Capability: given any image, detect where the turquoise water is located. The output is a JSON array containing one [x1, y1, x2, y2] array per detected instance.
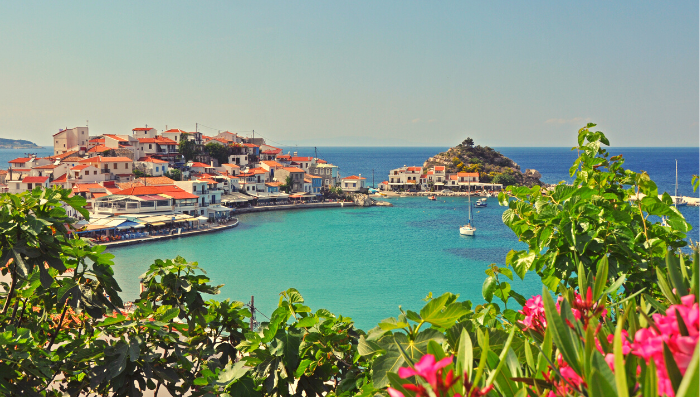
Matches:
[[108, 197, 699, 331], [109, 196, 541, 330]]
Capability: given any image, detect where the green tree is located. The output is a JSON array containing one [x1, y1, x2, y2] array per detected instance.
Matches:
[[498, 123, 691, 294], [178, 133, 198, 161], [462, 137, 475, 148], [491, 172, 517, 186], [204, 142, 229, 166], [280, 175, 294, 193], [164, 168, 182, 181]]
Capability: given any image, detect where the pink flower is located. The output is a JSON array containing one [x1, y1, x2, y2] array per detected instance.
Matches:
[[631, 294, 699, 397], [519, 295, 547, 334], [398, 354, 452, 390]]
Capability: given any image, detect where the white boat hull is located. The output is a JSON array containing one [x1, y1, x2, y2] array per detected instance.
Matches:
[[460, 225, 476, 236]]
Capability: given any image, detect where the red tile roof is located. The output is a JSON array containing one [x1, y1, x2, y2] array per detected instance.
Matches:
[[114, 186, 169, 196], [434, 166, 445, 171], [277, 154, 291, 160], [33, 164, 58, 169], [73, 183, 104, 193], [103, 134, 129, 142], [342, 175, 366, 180], [79, 156, 132, 163], [89, 138, 105, 143], [290, 156, 313, 162], [163, 128, 187, 133], [190, 162, 211, 168], [407, 166, 422, 172], [282, 167, 305, 173], [160, 190, 199, 200], [316, 159, 327, 164], [261, 161, 282, 168], [132, 127, 154, 131], [52, 173, 67, 183], [49, 150, 80, 160], [137, 157, 168, 164], [88, 145, 111, 153], [22, 176, 49, 183], [137, 137, 177, 144], [71, 164, 92, 171], [134, 176, 174, 185], [457, 172, 479, 177], [9, 157, 31, 163]]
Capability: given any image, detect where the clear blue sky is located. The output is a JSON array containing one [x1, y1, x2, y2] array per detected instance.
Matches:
[[1, 1, 697, 147]]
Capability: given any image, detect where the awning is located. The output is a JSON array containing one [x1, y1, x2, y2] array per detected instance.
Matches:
[[117, 221, 143, 230], [197, 216, 209, 221], [149, 222, 166, 226]]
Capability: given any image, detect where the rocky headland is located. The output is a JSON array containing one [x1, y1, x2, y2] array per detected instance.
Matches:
[[351, 193, 393, 207], [423, 137, 543, 187]]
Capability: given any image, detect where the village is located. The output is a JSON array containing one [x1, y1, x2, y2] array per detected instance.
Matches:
[[0, 126, 374, 245]]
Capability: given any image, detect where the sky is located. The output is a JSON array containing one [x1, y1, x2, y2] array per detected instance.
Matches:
[[0, 1, 697, 147]]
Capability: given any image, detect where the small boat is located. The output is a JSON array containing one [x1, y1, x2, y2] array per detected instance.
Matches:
[[460, 181, 476, 236], [474, 198, 487, 207], [428, 196, 436, 201]]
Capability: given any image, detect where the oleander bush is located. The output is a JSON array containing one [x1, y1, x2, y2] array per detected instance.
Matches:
[[0, 124, 698, 396]]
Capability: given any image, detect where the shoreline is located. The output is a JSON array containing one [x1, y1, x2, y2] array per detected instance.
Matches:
[[102, 201, 357, 249]]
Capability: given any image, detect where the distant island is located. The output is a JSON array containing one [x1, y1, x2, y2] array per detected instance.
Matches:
[[0, 138, 43, 149], [423, 137, 543, 187]]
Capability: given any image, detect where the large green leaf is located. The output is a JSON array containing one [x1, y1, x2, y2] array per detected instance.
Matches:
[[216, 361, 252, 387], [358, 335, 384, 357], [542, 287, 582, 376], [456, 328, 473, 380], [482, 277, 497, 302]]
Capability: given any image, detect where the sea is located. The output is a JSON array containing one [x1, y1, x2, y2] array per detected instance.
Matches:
[[1, 146, 697, 330]]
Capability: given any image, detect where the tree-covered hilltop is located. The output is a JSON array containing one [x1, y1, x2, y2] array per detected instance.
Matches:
[[422, 137, 543, 187], [0, 137, 42, 149]]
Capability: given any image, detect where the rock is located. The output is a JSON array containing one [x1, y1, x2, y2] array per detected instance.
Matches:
[[351, 193, 393, 207], [525, 169, 542, 179], [352, 193, 373, 207]]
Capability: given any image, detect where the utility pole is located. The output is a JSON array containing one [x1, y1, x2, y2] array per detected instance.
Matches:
[[314, 147, 318, 161]]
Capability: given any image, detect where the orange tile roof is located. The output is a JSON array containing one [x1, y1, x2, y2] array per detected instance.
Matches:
[[277, 154, 291, 160], [261, 161, 283, 168], [222, 163, 240, 168], [160, 189, 199, 200], [89, 138, 105, 143], [316, 159, 327, 164], [190, 162, 211, 168], [52, 173, 67, 183], [49, 150, 80, 160], [407, 166, 421, 171], [134, 176, 175, 186], [33, 164, 58, 169], [9, 157, 31, 163], [117, 182, 145, 190], [22, 176, 49, 183], [137, 137, 177, 144], [434, 166, 445, 171], [72, 183, 104, 193], [61, 156, 84, 162], [71, 164, 92, 171], [163, 128, 187, 133], [342, 175, 366, 180], [137, 157, 168, 164], [457, 172, 479, 177], [103, 134, 129, 142], [114, 186, 169, 196], [79, 156, 132, 163], [132, 127, 154, 131], [290, 156, 313, 162], [88, 145, 111, 153], [282, 167, 305, 173], [92, 192, 108, 198]]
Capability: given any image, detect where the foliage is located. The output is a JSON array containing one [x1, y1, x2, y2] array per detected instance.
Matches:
[[178, 133, 198, 161], [498, 123, 691, 295], [491, 173, 517, 187], [279, 175, 294, 194], [0, 125, 698, 396], [165, 168, 182, 181], [132, 168, 147, 178], [205, 142, 230, 166]]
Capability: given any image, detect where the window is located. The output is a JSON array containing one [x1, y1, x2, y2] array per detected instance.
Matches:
[[93, 171, 97, 175], [85, 171, 89, 176], [353, 183, 356, 187], [155, 167, 159, 172], [125, 163, 129, 169], [113, 163, 117, 169], [149, 144, 152, 149]]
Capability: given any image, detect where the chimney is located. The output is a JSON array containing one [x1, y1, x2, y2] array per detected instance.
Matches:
[[293, 151, 298, 157], [210, 160, 214, 167]]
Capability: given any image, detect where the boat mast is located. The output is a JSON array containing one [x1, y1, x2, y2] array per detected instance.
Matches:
[[468, 180, 472, 225], [675, 159, 678, 208]]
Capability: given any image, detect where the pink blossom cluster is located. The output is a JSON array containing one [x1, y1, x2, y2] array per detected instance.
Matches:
[[519, 291, 699, 397], [630, 295, 699, 397], [520, 295, 547, 334], [387, 354, 492, 397]]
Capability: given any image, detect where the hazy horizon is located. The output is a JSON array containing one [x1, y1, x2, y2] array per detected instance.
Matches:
[[1, 1, 697, 147]]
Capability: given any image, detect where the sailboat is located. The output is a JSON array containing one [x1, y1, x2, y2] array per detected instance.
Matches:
[[460, 181, 476, 236], [674, 159, 687, 207]]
